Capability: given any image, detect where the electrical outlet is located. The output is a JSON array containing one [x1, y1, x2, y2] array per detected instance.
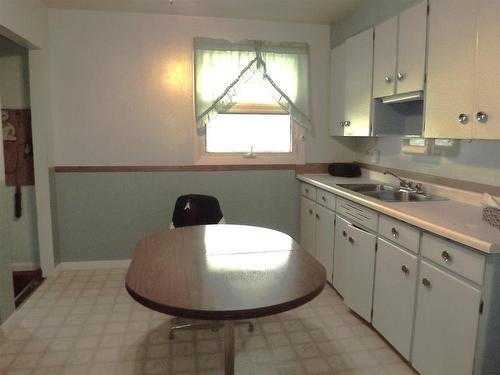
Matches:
[[369, 149, 380, 164]]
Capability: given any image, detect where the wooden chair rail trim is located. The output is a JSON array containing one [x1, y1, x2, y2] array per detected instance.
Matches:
[[53, 163, 331, 173]]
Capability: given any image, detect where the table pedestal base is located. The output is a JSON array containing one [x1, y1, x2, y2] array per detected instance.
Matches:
[[224, 321, 235, 375]]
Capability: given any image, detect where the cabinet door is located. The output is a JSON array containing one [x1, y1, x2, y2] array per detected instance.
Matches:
[[300, 196, 315, 256], [473, 0, 500, 139], [396, 1, 427, 94], [336, 216, 376, 322], [424, 0, 477, 139], [314, 205, 335, 283], [373, 16, 397, 98], [412, 261, 481, 375], [344, 222, 376, 322], [373, 239, 417, 360], [330, 43, 346, 136], [333, 215, 349, 297], [344, 28, 374, 136]]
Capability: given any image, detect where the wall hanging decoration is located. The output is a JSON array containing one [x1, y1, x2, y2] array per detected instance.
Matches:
[[2, 109, 34, 218]]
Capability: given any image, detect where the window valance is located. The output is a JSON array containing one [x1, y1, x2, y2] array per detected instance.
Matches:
[[194, 37, 311, 130]]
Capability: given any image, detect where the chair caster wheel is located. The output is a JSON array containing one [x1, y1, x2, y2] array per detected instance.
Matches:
[[248, 323, 255, 332], [168, 331, 175, 340]]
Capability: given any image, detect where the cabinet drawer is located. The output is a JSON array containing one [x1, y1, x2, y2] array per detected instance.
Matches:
[[336, 197, 378, 232], [421, 234, 485, 285], [316, 189, 336, 211], [301, 183, 317, 200], [379, 216, 420, 253]]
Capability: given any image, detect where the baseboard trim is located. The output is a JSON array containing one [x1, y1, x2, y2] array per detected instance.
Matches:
[[55, 259, 131, 273]]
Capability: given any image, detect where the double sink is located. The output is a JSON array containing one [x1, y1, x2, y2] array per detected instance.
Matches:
[[337, 183, 445, 202]]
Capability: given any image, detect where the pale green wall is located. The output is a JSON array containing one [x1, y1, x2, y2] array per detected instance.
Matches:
[[355, 137, 500, 187], [6, 186, 39, 265], [0, 184, 15, 322], [54, 171, 300, 262]]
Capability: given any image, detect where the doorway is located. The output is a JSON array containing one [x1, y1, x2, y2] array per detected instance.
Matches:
[[0, 35, 41, 320]]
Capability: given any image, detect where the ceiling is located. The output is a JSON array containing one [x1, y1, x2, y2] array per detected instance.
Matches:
[[43, 0, 362, 25]]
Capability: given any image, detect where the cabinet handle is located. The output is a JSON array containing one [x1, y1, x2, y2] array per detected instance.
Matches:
[[391, 227, 399, 239], [305, 188, 309, 194], [342, 230, 347, 238], [397, 72, 405, 80], [339, 121, 345, 127], [308, 209, 313, 215], [315, 214, 320, 219], [348, 237, 354, 244], [401, 265, 409, 275], [321, 196, 326, 202], [422, 278, 431, 288], [458, 113, 469, 125], [344, 120, 351, 127], [476, 111, 488, 123], [441, 250, 451, 263], [384, 76, 392, 83]]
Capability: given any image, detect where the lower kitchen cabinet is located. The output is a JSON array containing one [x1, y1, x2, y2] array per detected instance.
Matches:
[[372, 238, 417, 359], [314, 204, 335, 283], [298, 178, 500, 374], [333, 216, 349, 297], [412, 260, 481, 375], [334, 215, 376, 322], [300, 196, 315, 256]]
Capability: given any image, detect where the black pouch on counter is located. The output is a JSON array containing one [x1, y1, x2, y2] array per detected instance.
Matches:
[[328, 163, 361, 177]]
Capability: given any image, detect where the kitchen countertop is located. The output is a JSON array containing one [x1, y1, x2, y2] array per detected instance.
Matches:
[[297, 173, 500, 255]]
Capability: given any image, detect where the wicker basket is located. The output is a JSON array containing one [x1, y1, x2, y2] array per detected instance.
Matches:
[[483, 207, 500, 230]]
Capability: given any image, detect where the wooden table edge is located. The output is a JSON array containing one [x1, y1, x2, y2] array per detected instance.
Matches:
[[125, 280, 326, 321]]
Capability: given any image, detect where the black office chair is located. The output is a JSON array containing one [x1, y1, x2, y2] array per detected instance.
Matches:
[[168, 194, 254, 339], [170, 194, 225, 228]]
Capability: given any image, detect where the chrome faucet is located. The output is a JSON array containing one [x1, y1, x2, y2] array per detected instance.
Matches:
[[383, 170, 411, 188], [383, 170, 425, 194]]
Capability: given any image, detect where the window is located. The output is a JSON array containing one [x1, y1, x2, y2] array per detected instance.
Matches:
[[193, 38, 310, 163], [206, 114, 292, 153]]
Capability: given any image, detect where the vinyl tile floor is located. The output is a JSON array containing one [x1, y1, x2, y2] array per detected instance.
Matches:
[[0, 268, 417, 375]]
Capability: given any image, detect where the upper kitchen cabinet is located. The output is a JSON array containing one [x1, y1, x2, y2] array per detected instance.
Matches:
[[472, 0, 500, 139], [373, 17, 398, 99], [373, 1, 427, 99], [371, 1, 427, 137], [425, 0, 500, 139], [330, 28, 374, 136], [329, 43, 346, 136]]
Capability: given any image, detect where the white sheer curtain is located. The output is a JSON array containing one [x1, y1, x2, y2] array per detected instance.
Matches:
[[194, 38, 311, 130]]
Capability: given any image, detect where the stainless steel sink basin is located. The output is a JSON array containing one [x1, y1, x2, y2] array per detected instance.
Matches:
[[337, 183, 398, 192], [362, 190, 434, 202], [337, 183, 446, 202]]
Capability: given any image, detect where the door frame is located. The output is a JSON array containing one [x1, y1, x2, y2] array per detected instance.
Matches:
[[0, 10, 56, 282]]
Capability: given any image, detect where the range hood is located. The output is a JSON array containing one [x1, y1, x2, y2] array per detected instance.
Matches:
[[381, 90, 424, 104]]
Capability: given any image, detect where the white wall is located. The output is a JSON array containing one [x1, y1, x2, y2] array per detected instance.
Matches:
[[0, 52, 30, 108], [48, 9, 354, 166], [0, 0, 48, 48]]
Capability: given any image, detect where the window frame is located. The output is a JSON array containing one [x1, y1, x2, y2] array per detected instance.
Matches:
[[193, 117, 305, 165]]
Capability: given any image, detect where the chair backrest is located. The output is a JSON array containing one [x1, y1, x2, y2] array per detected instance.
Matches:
[[171, 194, 224, 228]]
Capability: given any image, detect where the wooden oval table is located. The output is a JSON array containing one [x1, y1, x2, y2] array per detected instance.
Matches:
[[126, 224, 326, 375]]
